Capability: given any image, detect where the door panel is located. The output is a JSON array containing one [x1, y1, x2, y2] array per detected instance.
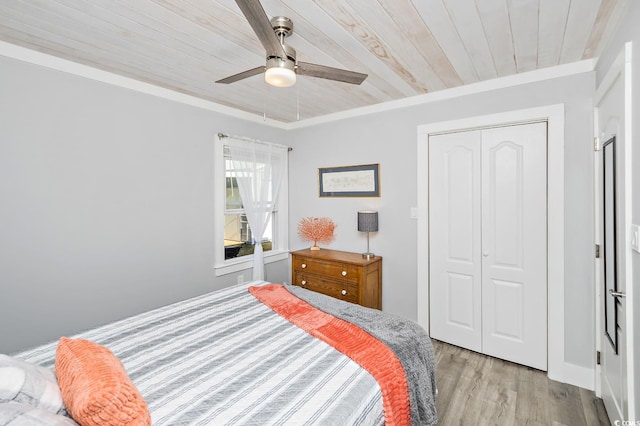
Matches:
[[489, 142, 523, 268], [596, 66, 627, 422], [490, 279, 524, 341], [429, 131, 482, 351], [481, 123, 548, 370], [447, 272, 475, 329]]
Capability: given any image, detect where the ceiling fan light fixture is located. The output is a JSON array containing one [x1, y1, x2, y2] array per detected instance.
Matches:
[[265, 57, 296, 87], [216, 5, 367, 87]]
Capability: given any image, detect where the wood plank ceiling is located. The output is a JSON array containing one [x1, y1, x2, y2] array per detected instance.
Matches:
[[0, 0, 630, 123]]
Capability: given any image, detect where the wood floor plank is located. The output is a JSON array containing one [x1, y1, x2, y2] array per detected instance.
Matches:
[[476, 386, 517, 425], [579, 387, 611, 426], [477, 356, 520, 424], [548, 379, 589, 425], [515, 366, 550, 424], [433, 339, 470, 422], [431, 340, 611, 426]]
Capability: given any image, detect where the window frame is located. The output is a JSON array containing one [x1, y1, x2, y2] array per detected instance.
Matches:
[[213, 138, 289, 276]]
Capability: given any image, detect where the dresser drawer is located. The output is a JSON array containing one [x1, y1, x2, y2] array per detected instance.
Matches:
[[292, 257, 359, 283], [293, 273, 359, 304]]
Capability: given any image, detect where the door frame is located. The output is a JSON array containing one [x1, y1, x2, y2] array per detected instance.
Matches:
[[417, 104, 567, 384], [594, 41, 636, 420]]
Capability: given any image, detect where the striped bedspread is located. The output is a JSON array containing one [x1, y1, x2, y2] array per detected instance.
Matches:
[[16, 281, 385, 425]]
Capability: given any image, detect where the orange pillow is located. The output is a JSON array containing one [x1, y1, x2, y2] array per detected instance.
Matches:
[[55, 337, 150, 426]]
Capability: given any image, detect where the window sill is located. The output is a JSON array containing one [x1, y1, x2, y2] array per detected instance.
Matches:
[[214, 250, 289, 277]]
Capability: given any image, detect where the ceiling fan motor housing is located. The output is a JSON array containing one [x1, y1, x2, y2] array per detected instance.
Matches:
[[270, 16, 293, 38], [267, 43, 296, 62], [267, 16, 296, 64]]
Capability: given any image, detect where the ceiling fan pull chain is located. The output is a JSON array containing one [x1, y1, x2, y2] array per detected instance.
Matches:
[[263, 81, 267, 121], [296, 82, 300, 121]]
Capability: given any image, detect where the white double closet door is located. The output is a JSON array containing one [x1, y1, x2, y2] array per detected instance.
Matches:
[[429, 122, 548, 370]]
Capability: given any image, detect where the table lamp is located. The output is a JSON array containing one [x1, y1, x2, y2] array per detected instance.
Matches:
[[357, 211, 378, 259]]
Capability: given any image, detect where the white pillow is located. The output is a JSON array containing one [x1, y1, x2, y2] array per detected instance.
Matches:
[[0, 355, 66, 415], [0, 401, 78, 426]]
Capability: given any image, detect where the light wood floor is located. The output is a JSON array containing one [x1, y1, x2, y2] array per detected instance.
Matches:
[[432, 339, 610, 426]]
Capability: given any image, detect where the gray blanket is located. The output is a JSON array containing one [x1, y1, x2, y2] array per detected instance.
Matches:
[[286, 285, 438, 426]]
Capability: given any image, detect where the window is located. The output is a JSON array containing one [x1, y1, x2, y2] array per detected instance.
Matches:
[[224, 160, 274, 260], [214, 139, 289, 276]]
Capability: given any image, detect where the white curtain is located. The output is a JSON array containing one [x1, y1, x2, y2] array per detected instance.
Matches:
[[227, 137, 287, 280]]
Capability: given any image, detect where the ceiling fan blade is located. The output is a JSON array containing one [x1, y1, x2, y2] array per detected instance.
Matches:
[[216, 66, 265, 84], [236, 0, 286, 59], [297, 62, 367, 85]]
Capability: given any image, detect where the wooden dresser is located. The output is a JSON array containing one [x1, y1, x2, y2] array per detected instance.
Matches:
[[290, 248, 382, 309]]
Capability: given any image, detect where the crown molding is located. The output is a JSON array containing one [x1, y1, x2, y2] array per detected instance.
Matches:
[[1, 41, 595, 131], [285, 59, 596, 129], [0, 41, 289, 129]]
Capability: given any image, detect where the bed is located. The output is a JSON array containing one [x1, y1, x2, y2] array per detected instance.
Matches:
[[3, 281, 437, 425]]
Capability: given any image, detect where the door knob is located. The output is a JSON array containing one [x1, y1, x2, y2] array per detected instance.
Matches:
[[609, 289, 626, 299], [483, 251, 489, 257]]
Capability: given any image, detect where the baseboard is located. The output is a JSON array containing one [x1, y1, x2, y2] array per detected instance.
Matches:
[[561, 362, 595, 391]]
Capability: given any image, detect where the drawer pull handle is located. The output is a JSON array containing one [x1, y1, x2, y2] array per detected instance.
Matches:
[[341, 271, 347, 277], [301, 280, 307, 286], [301, 263, 307, 269], [341, 289, 347, 296]]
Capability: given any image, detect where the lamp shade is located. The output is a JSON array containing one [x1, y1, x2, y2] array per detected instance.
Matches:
[[357, 211, 378, 232]]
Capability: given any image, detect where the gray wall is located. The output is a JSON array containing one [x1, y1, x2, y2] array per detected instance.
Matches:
[[1, 47, 598, 372], [595, 0, 640, 415], [287, 72, 596, 369], [0, 56, 288, 354]]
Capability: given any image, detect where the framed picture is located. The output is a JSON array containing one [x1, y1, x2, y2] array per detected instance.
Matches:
[[319, 163, 380, 197]]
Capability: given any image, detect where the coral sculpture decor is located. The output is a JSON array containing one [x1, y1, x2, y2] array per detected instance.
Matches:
[[297, 217, 336, 250]]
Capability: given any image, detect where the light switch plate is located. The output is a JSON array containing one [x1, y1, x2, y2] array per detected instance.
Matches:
[[410, 207, 418, 219], [632, 224, 640, 253]]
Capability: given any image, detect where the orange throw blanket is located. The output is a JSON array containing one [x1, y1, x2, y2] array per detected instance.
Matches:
[[249, 284, 411, 426]]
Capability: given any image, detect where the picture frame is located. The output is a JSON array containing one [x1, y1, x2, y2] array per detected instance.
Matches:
[[319, 163, 380, 197]]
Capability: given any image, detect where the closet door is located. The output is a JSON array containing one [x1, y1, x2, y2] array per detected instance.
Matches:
[[429, 131, 482, 351], [429, 122, 547, 370], [481, 123, 547, 370]]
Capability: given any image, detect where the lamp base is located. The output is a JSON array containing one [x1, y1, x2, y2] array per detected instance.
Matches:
[[361, 252, 376, 260]]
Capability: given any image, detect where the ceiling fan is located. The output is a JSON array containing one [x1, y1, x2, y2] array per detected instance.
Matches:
[[216, 0, 368, 88]]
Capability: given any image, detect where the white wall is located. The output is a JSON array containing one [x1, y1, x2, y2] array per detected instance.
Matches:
[[0, 55, 289, 354], [595, 0, 640, 415], [287, 72, 596, 370]]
